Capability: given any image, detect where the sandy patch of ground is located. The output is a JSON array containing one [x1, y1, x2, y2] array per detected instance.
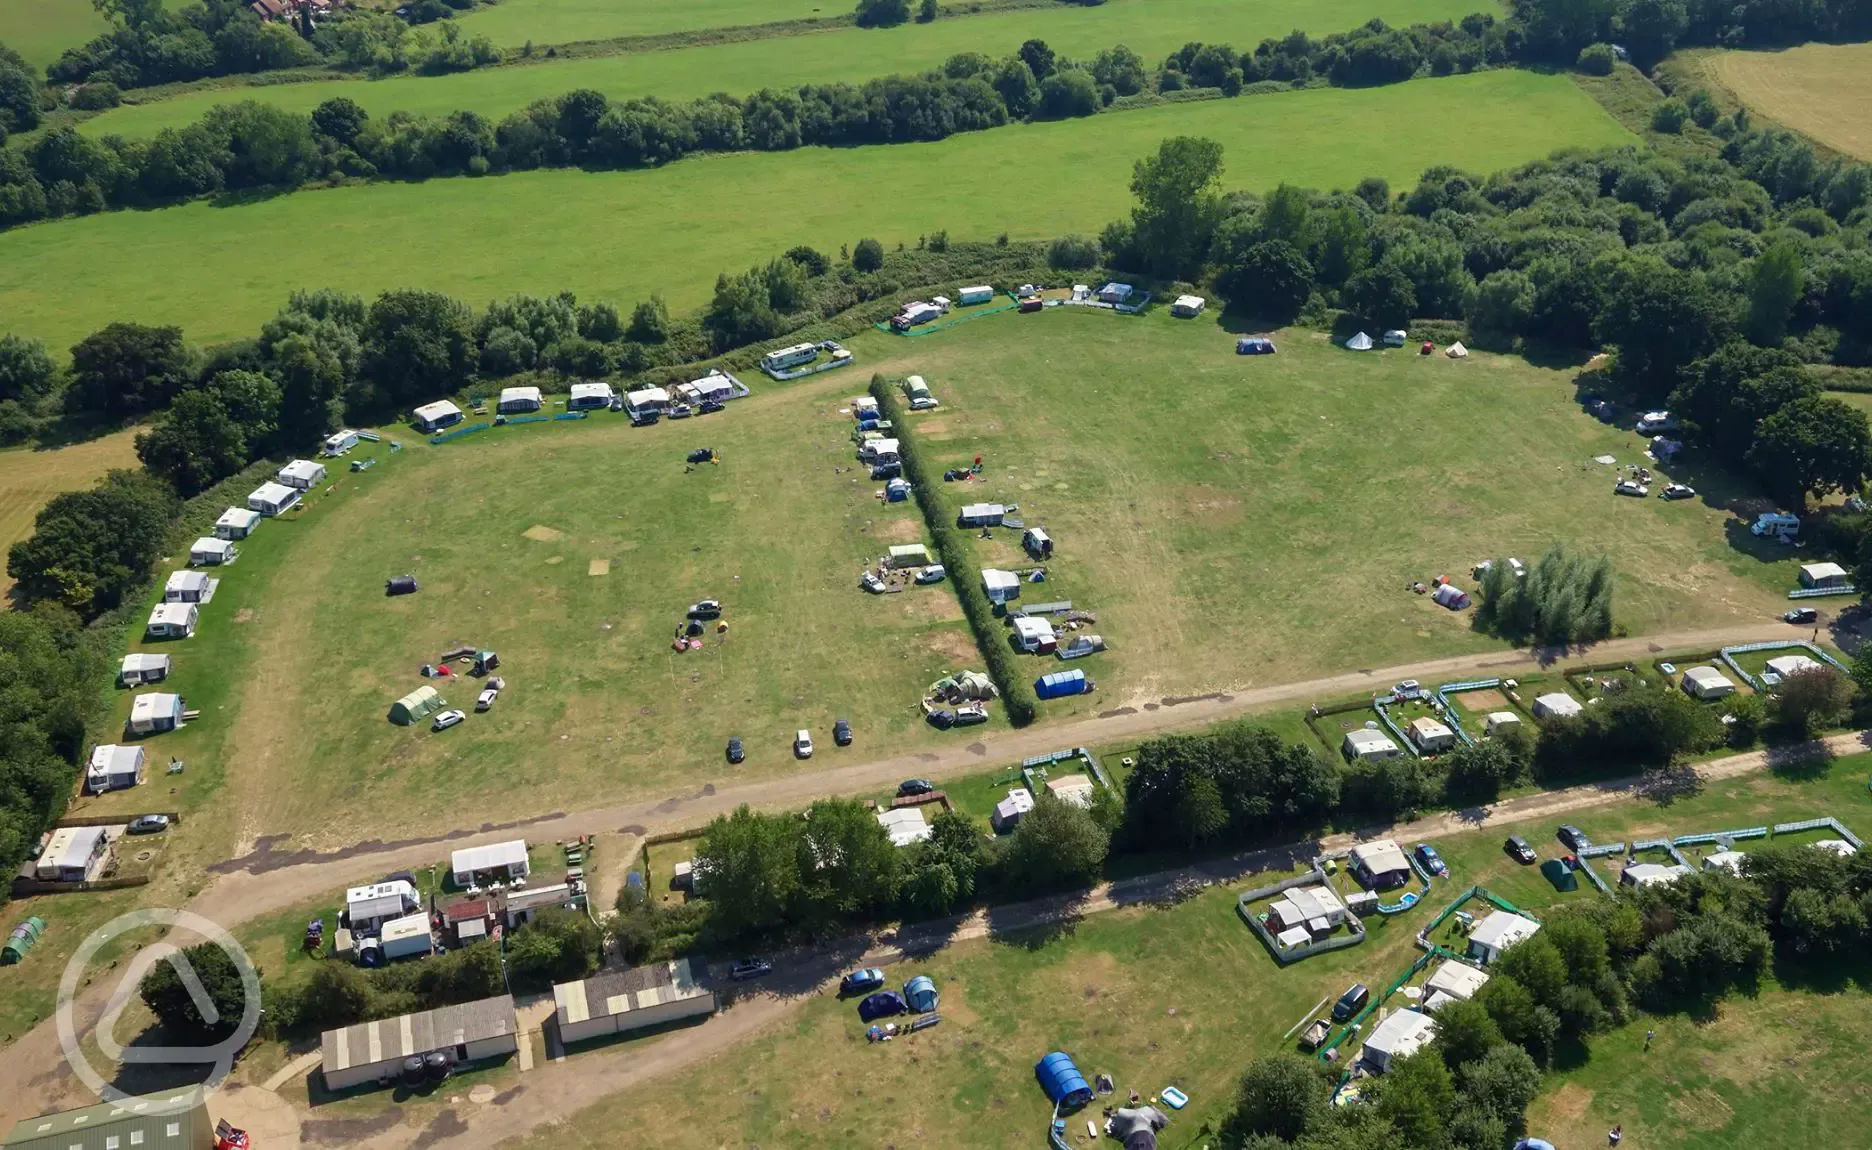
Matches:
[[1457, 688, 1510, 711], [522, 525, 564, 542], [1544, 1082, 1594, 1123], [588, 559, 610, 576]]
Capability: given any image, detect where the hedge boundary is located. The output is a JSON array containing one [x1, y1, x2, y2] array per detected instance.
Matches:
[[870, 373, 1037, 726]]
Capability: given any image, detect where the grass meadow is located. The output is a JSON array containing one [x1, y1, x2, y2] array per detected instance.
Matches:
[[858, 308, 1796, 707], [0, 71, 1631, 351], [0, 427, 142, 588], [79, 0, 1488, 138], [1705, 43, 1872, 161], [454, 0, 843, 45], [497, 755, 1872, 1150], [0, 0, 111, 72]]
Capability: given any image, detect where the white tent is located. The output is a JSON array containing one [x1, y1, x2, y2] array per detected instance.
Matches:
[[451, 840, 531, 886], [1468, 911, 1541, 964], [1445, 341, 1469, 358], [1532, 693, 1582, 719], [497, 385, 543, 413], [1345, 331, 1375, 351], [1363, 1010, 1436, 1072], [877, 806, 933, 847], [1765, 654, 1822, 679], [1680, 666, 1736, 700]]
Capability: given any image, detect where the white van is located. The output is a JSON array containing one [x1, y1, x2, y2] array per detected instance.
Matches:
[[1751, 511, 1800, 539], [794, 729, 814, 759]]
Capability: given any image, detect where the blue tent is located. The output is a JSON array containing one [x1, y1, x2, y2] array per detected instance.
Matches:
[[905, 975, 938, 1012], [1035, 669, 1089, 699], [1035, 1051, 1093, 1108], [858, 991, 907, 1022], [1513, 1141, 1556, 1150], [1236, 337, 1277, 355]]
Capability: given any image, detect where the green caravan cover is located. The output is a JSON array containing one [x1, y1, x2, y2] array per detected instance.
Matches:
[[390, 685, 444, 725]]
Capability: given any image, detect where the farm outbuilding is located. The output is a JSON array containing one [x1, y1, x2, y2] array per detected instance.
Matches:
[[1171, 294, 1206, 317], [119, 653, 171, 687], [982, 568, 1021, 604], [451, 840, 530, 887], [1485, 711, 1522, 736], [1431, 584, 1470, 610], [1035, 1051, 1093, 1108], [1362, 1010, 1436, 1072], [1798, 562, 1848, 589], [188, 535, 236, 566], [497, 386, 543, 414], [992, 788, 1034, 833], [146, 603, 197, 640], [129, 692, 185, 734], [247, 481, 301, 516], [35, 826, 109, 882], [1035, 669, 1090, 699], [568, 382, 616, 410], [1342, 728, 1401, 763], [1350, 840, 1414, 890], [553, 958, 715, 1045], [1680, 666, 1736, 700], [1408, 717, 1456, 753], [277, 459, 327, 490], [905, 975, 939, 1012], [388, 685, 444, 726], [877, 807, 933, 847], [85, 744, 146, 794], [1765, 654, 1822, 678], [215, 506, 262, 539], [164, 570, 217, 604], [320, 995, 518, 1092], [2, 1091, 215, 1150], [413, 399, 464, 431], [959, 503, 1007, 528], [1467, 911, 1541, 964], [1532, 693, 1582, 719]]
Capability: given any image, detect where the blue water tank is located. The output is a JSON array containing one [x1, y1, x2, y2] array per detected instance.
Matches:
[[1035, 1051, 1093, 1108]]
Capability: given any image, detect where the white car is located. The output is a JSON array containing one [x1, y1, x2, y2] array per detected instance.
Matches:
[[915, 564, 947, 584], [909, 397, 940, 411], [1614, 479, 1649, 497], [1636, 411, 1677, 434], [794, 729, 814, 758], [432, 709, 467, 731], [476, 688, 499, 712]]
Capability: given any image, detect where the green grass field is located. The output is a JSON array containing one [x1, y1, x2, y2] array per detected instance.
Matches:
[[454, 0, 840, 45], [858, 308, 1795, 702], [0, 0, 111, 72], [0, 427, 142, 586], [0, 72, 1630, 351], [78, 0, 1489, 139]]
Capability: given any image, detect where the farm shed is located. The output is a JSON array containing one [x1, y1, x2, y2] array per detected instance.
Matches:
[[446, 900, 493, 945], [1621, 863, 1689, 888], [347, 880, 419, 933], [959, 503, 1007, 528], [119, 653, 171, 687], [320, 995, 518, 1092], [3, 1090, 214, 1150], [1408, 717, 1456, 753], [451, 840, 530, 887], [413, 399, 463, 431], [992, 788, 1034, 833], [1765, 654, 1822, 678], [35, 826, 109, 882], [1171, 294, 1206, 317], [504, 883, 577, 927], [877, 807, 933, 847], [568, 382, 616, 410], [215, 506, 261, 539], [1484, 711, 1521, 736], [323, 429, 360, 456], [904, 975, 939, 1012], [1423, 960, 1489, 1009], [553, 958, 715, 1045], [1532, 693, 1582, 719], [1046, 773, 1095, 808], [128, 693, 185, 735], [1362, 1010, 1436, 1072], [982, 568, 1021, 604], [247, 481, 301, 516], [1035, 669, 1090, 699], [276, 459, 327, 490], [146, 603, 197, 640], [1350, 840, 1414, 890], [1703, 850, 1747, 874], [163, 570, 217, 604], [625, 386, 671, 417], [388, 685, 444, 726], [1236, 337, 1276, 354], [887, 544, 931, 569], [1012, 615, 1058, 654], [496, 386, 543, 414], [1431, 584, 1470, 610], [85, 744, 146, 794], [1680, 666, 1736, 700], [1798, 562, 1848, 589], [1035, 1052, 1093, 1108], [1467, 911, 1541, 964], [1345, 331, 1374, 351], [1342, 728, 1401, 763]]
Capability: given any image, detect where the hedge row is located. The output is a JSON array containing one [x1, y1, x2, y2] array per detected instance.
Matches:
[[870, 373, 1038, 726]]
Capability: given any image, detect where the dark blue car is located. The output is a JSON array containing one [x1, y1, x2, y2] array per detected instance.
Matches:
[[841, 968, 885, 995], [857, 991, 907, 1022]]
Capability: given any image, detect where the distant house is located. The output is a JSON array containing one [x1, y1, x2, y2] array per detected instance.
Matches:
[[1349, 840, 1414, 890], [1532, 693, 1582, 720], [991, 787, 1034, 834], [189, 536, 237, 566], [128, 692, 185, 735], [1485, 711, 1522, 736], [1764, 654, 1822, 679], [553, 959, 715, 1046], [982, 568, 1021, 605], [1680, 666, 1736, 700], [568, 382, 616, 411], [1361, 1010, 1436, 1072], [85, 744, 146, 794], [118, 653, 171, 687], [1467, 910, 1541, 964], [1342, 728, 1401, 763], [276, 459, 327, 490], [247, 481, 301, 517], [877, 807, 933, 847], [145, 603, 198, 640], [1798, 562, 1848, 589], [1408, 716, 1456, 753], [215, 506, 261, 540], [1621, 862, 1690, 888], [497, 386, 543, 414], [413, 399, 464, 432], [164, 570, 217, 605]]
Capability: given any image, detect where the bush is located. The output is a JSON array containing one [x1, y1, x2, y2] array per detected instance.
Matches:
[[1047, 234, 1100, 270], [854, 0, 911, 27], [852, 237, 885, 272], [1575, 43, 1615, 75], [1652, 99, 1689, 133], [70, 81, 122, 110]]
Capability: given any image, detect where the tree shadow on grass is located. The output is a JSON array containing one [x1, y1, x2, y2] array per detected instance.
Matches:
[[1765, 738, 1838, 780], [1634, 764, 1704, 807], [985, 892, 1087, 951]]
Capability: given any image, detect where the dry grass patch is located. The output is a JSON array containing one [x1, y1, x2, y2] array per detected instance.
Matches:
[[1710, 44, 1872, 159], [0, 428, 142, 590]]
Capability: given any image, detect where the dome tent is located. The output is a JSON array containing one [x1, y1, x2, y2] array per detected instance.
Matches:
[[1345, 331, 1374, 351], [905, 975, 938, 1012], [1446, 341, 1469, 358], [1035, 1051, 1093, 1108]]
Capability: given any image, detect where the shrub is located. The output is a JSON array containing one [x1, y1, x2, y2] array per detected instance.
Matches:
[[1048, 234, 1100, 270], [1575, 43, 1615, 75], [1652, 99, 1689, 133], [852, 237, 885, 272], [70, 82, 122, 110], [854, 0, 911, 27]]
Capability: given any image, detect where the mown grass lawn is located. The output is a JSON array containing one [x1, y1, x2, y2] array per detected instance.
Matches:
[[857, 308, 1795, 710], [82, 0, 1489, 138], [502, 755, 1872, 1150], [1, 71, 1631, 351], [454, 0, 839, 46], [0, 426, 142, 587], [0, 0, 111, 72]]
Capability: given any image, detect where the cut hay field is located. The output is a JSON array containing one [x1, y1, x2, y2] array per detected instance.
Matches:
[[502, 758, 1872, 1150], [0, 427, 142, 587], [857, 308, 1794, 705], [0, 0, 188, 71], [78, 0, 1488, 139], [0, 71, 1631, 351], [1704, 44, 1872, 161]]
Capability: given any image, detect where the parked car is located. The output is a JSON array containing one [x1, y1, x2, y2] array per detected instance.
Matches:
[[1505, 835, 1537, 864], [687, 599, 723, 620], [834, 718, 852, 746], [1636, 410, 1677, 434], [1414, 843, 1448, 877], [1557, 824, 1589, 851], [909, 396, 940, 411], [1331, 983, 1370, 1022], [667, 402, 694, 419], [698, 400, 726, 414], [729, 957, 772, 981], [859, 571, 887, 594], [1585, 398, 1617, 423], [840, 968, 886, 995], [794, 729, 814, 759], [951, 707, 988, 727], [726, 736, 744, 764], [1393, 679, 1421, 695], [432, 709, 467, 732], [915, 564, 948, 584], [926, 709, 956, 729], [128, 814, 170, 835], [858, 990, 908, 1022], [475, 687, 499, 712], [1614, 479, 1649, 497], [1785, 607, 1819, 624], [898, 778, 935, 796], [1660, 483, 1696, 500]]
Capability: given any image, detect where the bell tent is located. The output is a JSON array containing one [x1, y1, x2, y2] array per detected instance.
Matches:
[[1345, 331, 1375, 351]]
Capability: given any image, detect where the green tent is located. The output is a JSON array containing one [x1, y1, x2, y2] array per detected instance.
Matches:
[[1, 916, 45, 966], [1540, 858, 1578, 892], [389, 685, 444, 725]]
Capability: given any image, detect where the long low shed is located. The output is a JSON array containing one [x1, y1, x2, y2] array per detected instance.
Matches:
[[552, 958, 715, 1045], [320, 995, 518, 1091]]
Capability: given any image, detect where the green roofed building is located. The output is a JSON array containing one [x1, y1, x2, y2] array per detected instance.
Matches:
[[389, 685, 444, 725], [3, 1091, 213, 1150]]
